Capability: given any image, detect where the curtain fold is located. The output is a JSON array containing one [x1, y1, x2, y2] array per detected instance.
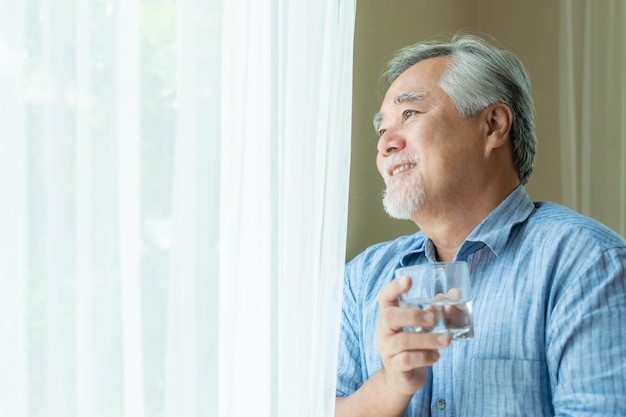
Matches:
[[0, 2, 27, 416], [116, 2, 145, 416], [560, 0, 626, 236], [219, 0, 355, 413], [0, 0, 354, 415], [75, 0, 95, 415]]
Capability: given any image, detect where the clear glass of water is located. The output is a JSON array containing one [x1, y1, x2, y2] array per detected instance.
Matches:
[[396, 261, 474, 340]]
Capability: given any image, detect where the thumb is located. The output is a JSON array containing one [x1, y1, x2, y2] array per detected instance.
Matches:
[[378, 275, 412, 308]]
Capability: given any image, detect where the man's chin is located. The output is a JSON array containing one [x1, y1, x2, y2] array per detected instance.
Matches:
[[384, 210, 413, 220], [382, 188, 424, 220], [382, 199, 419, 220]]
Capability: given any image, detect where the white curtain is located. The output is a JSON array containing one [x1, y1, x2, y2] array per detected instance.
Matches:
[[0, 0, 355, 415], [560, 0, 626, 237], [218, 0, 355, 415]]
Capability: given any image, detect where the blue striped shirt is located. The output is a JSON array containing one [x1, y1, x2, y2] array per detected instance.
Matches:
[[337, 186, 626, 416]]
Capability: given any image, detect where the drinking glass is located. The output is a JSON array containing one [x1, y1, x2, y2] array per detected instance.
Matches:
[[395, 261, 474, 340]]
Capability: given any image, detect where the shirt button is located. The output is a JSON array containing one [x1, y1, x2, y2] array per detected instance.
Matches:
[[436, 398, 446, 410]]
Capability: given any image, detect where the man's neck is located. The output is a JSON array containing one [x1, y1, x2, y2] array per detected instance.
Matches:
[[413, 183, 519, 262]]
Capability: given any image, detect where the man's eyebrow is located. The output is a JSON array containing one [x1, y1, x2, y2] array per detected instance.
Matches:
[[373, 92, 425, 131], [393, 91, 425, 105]]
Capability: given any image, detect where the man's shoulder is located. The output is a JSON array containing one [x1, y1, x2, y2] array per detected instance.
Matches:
[[345, 231, 426, 300], [528, 201, 626, 249], [348, 232, 425, 268]]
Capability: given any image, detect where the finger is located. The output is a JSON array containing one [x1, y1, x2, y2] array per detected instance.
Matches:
[[391, 348, 441, 371], [433, 293, 447, 302], [379, 305, 436, 334], [385, 330, 451, 354], [378, 328, 451, 362], [445, 288, 468, 311], [433, 288, 462, 304], [380, 332, 450, 375], [447, 288, 461, 301], [378, 275, 412, 308]]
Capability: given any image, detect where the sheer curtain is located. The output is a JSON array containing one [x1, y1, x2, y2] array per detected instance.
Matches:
[[0, 0, 355, 416], [560, 0, 626, 237], [219, 0, 354, 415]]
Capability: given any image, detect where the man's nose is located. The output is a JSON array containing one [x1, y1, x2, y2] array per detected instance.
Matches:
[[377, 125, 406, 156]]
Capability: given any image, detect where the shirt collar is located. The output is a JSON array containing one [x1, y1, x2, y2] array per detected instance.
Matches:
[[459, 185, 534, 259], [399, 185, 535, 264]]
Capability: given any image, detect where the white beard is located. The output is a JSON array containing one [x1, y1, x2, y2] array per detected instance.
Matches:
[[382, 153, 425, 220]]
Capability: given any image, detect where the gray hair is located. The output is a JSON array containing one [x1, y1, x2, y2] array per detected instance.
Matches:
[[382, 34, 536, 185]]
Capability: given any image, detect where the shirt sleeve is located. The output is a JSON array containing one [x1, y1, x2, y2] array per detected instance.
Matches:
[[336, 260, 364, 397], [548, 245, 626, 416]]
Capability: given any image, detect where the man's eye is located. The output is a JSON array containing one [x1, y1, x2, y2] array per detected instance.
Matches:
[[378, 129, 387, 137], [403, 109, 417, 119]]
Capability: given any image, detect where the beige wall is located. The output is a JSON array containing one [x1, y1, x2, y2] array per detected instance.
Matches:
[[347, 0, 561, 261]]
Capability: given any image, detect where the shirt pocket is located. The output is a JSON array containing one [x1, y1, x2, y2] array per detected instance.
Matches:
[[457, 358, 553, 417]]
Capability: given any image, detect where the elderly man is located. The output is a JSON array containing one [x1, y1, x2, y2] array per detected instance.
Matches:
[[336, 35, 626, 416]]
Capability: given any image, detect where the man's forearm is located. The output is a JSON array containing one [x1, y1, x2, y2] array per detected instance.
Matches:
[[335, 369, 414, 417]]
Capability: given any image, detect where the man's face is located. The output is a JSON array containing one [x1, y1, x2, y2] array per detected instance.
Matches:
[[374, 57, 485, 220]]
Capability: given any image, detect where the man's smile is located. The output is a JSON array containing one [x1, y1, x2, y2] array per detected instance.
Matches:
[[390, 163, 416, 176]]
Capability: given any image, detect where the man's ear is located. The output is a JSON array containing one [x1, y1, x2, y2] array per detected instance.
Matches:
[[484, 103, 513, 150]]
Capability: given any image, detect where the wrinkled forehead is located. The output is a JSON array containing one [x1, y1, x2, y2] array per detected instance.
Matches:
[[373, 57, 450, 130]]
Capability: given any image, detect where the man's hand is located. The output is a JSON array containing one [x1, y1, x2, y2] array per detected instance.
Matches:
[[375, 275, 451, 396], [335, 275, 452, 417]]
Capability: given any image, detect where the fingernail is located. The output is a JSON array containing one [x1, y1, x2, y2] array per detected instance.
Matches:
[[437, 334, 450, 345], [399, 275, 410, 287], [423, 312, 434, 323]]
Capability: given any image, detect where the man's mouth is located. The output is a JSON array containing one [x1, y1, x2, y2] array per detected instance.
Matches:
[[391, 163, 416, 176]]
